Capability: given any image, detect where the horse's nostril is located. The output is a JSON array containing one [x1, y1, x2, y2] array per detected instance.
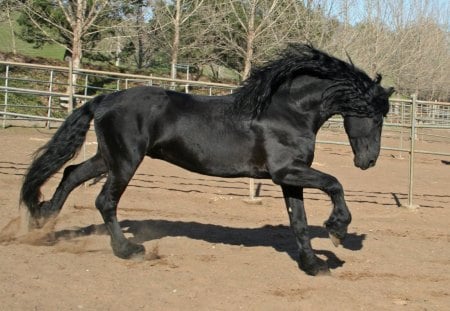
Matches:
[[369, 160, 376, 167]]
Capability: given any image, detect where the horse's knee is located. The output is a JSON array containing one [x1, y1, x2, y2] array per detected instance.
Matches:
[[321, 175, 343, 196]]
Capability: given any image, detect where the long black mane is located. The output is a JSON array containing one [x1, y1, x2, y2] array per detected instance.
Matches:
[[234, 44, 390, 118], [20, 42, 393, 276]]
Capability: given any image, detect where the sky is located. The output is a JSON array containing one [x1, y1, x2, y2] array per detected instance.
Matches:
[[325, 0, 449, 27]]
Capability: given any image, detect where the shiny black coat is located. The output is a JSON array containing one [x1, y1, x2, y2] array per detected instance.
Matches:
[[21, 44, 394, 275]]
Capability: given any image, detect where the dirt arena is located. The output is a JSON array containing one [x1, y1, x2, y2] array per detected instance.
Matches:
[[0, 126, 449, 310]]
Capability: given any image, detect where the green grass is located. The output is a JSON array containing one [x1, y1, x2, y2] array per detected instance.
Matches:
[[0, 14, 65, 60], [0, 12, 240, 85]]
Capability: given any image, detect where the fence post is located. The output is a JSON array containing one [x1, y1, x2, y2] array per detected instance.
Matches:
[[68, 60, 74, 113], [244, 178, 262, 204], [2, 65, 9, 129], [46, 70, 54, 129], [84, 74, 89, 99], [398, 102, 405, 159], [405, 94, 419, 209]]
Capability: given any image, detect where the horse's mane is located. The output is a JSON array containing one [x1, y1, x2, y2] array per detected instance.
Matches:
[[234, 44, 392, 119]]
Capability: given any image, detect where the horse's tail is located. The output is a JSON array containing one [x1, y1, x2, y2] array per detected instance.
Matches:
[[20, 95, 105, 219]]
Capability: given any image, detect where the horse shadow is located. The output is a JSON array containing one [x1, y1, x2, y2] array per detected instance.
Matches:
[[54, 219, 366, 271]]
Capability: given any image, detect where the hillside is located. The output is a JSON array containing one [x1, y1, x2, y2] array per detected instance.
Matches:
[[0, 13, 64, 60]]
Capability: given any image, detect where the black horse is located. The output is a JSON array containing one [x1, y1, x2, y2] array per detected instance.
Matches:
[[20, 44, 394, 276]]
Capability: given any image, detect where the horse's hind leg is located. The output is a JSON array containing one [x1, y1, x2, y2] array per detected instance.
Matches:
[[36, 153, 107, 225], [95, 160, 145, 259]]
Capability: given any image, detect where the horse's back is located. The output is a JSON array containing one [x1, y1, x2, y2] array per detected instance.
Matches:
[[146, 90, 263, 177], [92, 86, 267, 178]]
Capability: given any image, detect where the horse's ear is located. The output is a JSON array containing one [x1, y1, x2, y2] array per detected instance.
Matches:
[[386, 87, 395, 97], [345, 50, 355, 67], [374, 74, 382, 84]]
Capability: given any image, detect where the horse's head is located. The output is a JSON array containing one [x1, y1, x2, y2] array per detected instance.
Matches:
[[344, 114, 384, 170], [343, 80, 394, 170]]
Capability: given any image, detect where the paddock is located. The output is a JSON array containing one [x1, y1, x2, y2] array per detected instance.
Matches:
[[0, 127, 449, 310]]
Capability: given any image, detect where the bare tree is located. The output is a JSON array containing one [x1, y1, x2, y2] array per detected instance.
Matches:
[[220, 0, 297, 78], [0, 0, 18, 55], [110, 0, 154, 69], [9, 0, 447, 100], [322, 0, 449, 100], [19, 0, 115, 71], [152, 0, 209, 80]]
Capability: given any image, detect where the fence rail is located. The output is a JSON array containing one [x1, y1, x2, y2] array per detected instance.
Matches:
[[1, 60, 449, 208]]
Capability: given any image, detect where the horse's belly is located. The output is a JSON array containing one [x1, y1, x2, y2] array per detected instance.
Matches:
[[147, 143, 268, 178]]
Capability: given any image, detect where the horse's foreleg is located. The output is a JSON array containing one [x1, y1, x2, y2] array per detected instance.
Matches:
[[34, 154, 107, 227], [282, 185, 329, 275], [322, 178, 352, 245], [273, 165, 351, 254]]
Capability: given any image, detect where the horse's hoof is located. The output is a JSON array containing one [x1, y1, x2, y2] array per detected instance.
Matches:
[[129, 244, 146, 260], [28, 215, 55, 230], [302, 263, 330, 276], [28, 217, 43, 230], [113, 241, 145, 259], [315, 266, 331, 276], [299, 256, 330, 276], [324, 219, 347, 242], [28, 201, 59, 230], [329, 233, 341, 247]]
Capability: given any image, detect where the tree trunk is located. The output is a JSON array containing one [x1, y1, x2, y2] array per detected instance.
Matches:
[[135, 3, 145, 69], [242, 2, 256, 79], [67, 0, 85, 112], [171, 0, 182, 83], [68, 35, 82, 113], [115, 36, 121, 67], [243, 31, 255, 79], [6, 3, 17, 55], [72, 0, 84, 73]]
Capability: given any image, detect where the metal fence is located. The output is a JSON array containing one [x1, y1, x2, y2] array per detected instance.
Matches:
[[0, 61, 235, 128], [319, 96, 450, 208], [1, 60, 449, 208]]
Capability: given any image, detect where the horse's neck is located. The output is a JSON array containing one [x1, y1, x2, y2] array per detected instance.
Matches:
[[278, 76, 337, 131]]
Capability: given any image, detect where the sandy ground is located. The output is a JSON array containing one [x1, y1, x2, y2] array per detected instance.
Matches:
[[0, 127, 449, 310]]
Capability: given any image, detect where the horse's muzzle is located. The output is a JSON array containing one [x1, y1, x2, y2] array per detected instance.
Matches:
[[354, 157, 376, 170]]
